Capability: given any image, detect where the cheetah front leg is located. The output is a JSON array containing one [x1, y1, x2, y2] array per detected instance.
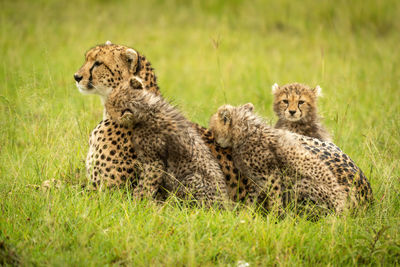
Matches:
[[248, 171, 285, 215], [133, 161, 165, 200], [174, 173, 228, 208]]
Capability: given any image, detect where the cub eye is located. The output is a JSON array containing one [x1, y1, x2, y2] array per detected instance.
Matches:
[[94, 61, 101, 66], [298, 100, 305, 105], [282, 100, 289, 104]]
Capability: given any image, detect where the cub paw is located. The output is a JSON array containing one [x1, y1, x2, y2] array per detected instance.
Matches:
[[119, 109, 135, 126]]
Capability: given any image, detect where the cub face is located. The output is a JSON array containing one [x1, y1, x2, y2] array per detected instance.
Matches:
[[105, 77, 145, 126], [272, 83, 321, 122], [74, 41, 139, 98], [209, 103, 254, 148]]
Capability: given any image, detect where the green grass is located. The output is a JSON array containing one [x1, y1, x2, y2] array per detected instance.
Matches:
[[1, 0, 400, 265]]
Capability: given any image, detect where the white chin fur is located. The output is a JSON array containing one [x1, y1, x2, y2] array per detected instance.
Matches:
[[78, 87, 92, 95], [76, 83, 93, 95], [76, 82, 113, 102]]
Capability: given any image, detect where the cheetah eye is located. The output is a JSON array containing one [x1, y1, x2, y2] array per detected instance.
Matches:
[[282, 100, 289, 104], [298, 100, 305, 105], [94, 61, 102, 66]]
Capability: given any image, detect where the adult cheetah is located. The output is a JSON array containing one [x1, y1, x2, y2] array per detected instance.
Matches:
[[209, 103, 373, 214], [74, 42, 247, 201]]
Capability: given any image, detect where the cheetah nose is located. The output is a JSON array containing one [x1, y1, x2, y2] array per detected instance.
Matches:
[[289, 110, 296, 116], [74, 73, 83, 83]]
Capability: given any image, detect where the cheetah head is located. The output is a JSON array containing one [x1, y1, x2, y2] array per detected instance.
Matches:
[[272, 83, 321, 122], [74, 41, 140, 98], [209, 103, 254, 148], [105, 77, 146, 126]]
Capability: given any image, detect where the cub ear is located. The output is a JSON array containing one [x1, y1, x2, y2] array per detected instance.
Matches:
[[272, 83, 279, 94], [105, 40, 112, 45], [313, 85, 323, 97], [124, 48, 139, 73], [241, 103, 254, 112], [129, 77, 144, 90], [218, 107, 232, 125]]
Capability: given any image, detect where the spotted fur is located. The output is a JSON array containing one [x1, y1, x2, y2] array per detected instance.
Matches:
[[209, 104, 373, 214], [105, 78, 230, 206], [75, 42, 245, 200], [75, 42, 160, 188]]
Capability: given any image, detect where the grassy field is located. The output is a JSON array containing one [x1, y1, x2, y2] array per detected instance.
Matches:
[[1, 0, 400, 265]]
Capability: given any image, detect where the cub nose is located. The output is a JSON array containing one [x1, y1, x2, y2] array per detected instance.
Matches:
[[74, 74, 83, 83], [289, 110, 296, 116]]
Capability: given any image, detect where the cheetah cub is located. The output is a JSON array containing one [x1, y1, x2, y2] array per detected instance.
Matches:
[[209, 104, 373, 214], [209, 103, 285, 212], [105, 77, 230, 207], [272, 83, 331, 142]]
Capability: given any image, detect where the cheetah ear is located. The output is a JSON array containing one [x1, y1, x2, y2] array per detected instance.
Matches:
[[129, 77, 144, 90], [314, 85, 323, 97], [272, 83, 279, 94], [241, 103, 254, 112], [124, 48, 139, 74], [218, 108, 231, 125], [105, 40, 112, 45]]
